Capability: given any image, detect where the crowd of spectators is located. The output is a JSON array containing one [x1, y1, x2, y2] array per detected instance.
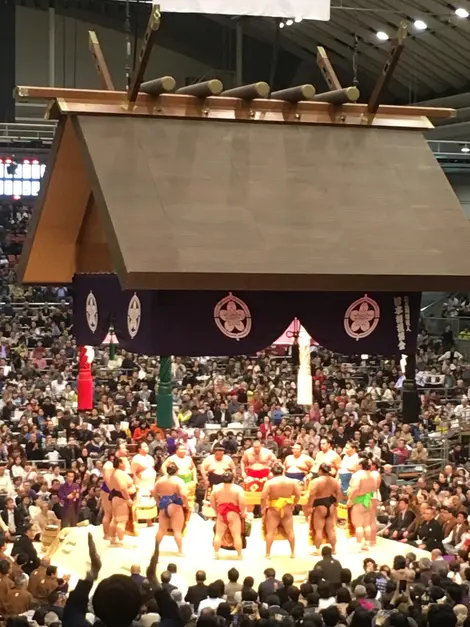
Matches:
[[0, 199, 470, 627], [442, 296, 470, 319], [3, 530, 470, 627]]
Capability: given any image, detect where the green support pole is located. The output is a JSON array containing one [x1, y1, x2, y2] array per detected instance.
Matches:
[[157, 355, 173, 429]]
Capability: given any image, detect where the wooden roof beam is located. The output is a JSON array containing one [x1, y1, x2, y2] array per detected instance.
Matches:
[[316, 46, 342, 91], [88, 30, 115, 92], [363, 22, 408, 125], [127, 3, 161, 106]]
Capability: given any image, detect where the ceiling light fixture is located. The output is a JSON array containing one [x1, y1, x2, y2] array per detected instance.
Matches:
[[279, 21, 285, 27], [286, 19, 293, 26], [455, 7, 469, 18], [414, 19, 427, 30], [376, 31, 389, 41], [294, 16, 302, 23], [461, 144, 470, 153]]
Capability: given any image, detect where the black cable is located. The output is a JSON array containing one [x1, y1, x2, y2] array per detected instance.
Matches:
[[133, 0, 139, 71], [125, 0, 131, 88], [62, 13, 66, 87], [352, 33, 359, 87], [269, 19, 280, 89], [73, 17, 77, 87]]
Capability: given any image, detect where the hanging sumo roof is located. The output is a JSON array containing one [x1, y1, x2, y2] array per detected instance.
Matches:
[[16, 13, 470, 292]]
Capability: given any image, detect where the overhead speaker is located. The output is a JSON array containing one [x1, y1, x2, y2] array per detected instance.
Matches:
[[402, 388, 420, 424]]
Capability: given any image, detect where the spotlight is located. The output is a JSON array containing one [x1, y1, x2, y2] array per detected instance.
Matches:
[[279, 21, 285, 27], [294, 16, 302, 23], [455, 7, 469, 17], [376, 31, 389, 41], [414, 19, 427, 30], [286, 19, 293, 26], [461, 144, 470, 153]]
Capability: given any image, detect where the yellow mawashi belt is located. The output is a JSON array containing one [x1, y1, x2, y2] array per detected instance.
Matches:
[[269, 496, 295, 517]]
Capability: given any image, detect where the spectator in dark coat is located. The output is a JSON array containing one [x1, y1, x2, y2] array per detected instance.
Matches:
[[11, 524, 39, 575], [185, 570, 209, 611]]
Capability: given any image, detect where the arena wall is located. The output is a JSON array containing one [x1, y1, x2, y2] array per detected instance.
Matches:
[[15, 6, 215, 91], [447, 172, 470, 219]]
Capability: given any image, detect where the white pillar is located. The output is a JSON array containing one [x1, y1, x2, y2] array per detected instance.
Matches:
[[297, 324, 312, 406]]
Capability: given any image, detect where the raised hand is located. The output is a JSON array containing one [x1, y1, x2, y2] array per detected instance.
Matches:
[[87, 532, 102, 581], [146, 536, 160, 588]]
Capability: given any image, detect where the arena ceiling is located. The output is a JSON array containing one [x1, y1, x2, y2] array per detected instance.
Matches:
[[16, 0, 470, 140]]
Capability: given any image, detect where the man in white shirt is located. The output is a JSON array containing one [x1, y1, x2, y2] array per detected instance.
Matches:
[[365, 438, 381, 460], [45, 449, 60, 463], [91, 461, 104, 478], [49, 467, 64, 486], [0, 467, 12, 502], [179, 432, 197, 456], [243, 408, 257, 428], [455, 397, 470, 421], [443, 511, 469, 555], [2, 498, 19, 535], [379, 424, 393, 444], [198, 582, 224, 615], [167, 563, 188, 598], [439, 350, 463, 362], [51, 376, 67, 397], [23, 465, 38, 485]]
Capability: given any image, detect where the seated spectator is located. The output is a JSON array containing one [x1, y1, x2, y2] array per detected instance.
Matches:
[[266, 594, 288, 617], [34, 565, 58, 604], [0, 558, 14, 616], [277, 574, 294, 606], [167, 563, 188, 598], [282, 585, 301, 613], [336, 587, 351, 617], [185, 570, 209, 612], [430, 549, 449, 575], [5, 573, 33, 617], [258, 568, 281, 604], [317, 582, 335, 610], [410, 441, 428, 463], [392, 439, 410, 465], [11, 524, 39, 575], [1, 497, 24, 537], [198, 582, 225, 615], [241, 576, 257, 602], [42, 590, 65, 620], [225, 568, 243, 606], [444, 511, 469, 555], [409, 508, 444, 552], [160, 571, 177, 595], [313, 546, 342, 588], [383, 498, 416, 541], [391, 555, 415, 583]]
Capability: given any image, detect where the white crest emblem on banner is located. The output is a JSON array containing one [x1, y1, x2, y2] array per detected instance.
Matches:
[[214, 292, 252, 340], [86, 291, 98, 334], [127, 294, 142, 339], [344, 294, 380, 340], [158, 0, 330, 20]]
